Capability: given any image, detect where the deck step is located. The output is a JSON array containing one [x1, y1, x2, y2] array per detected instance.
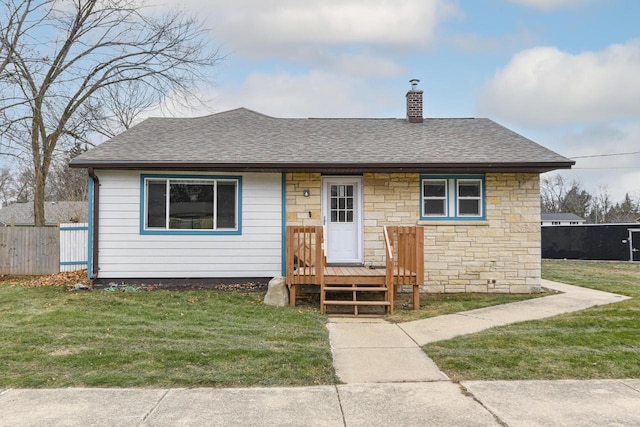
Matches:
[[323, 300, 391, 306], [323, 286, 388, 292]]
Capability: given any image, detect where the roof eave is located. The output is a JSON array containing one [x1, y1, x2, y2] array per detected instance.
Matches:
[[69, 160, 574, 173]]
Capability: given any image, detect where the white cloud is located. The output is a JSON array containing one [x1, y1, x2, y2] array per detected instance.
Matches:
[[172, 0, 455, 54], [207, 71, 400, 118], [137, 71, 404, 120], [327, 53, 406, 77], [505, 0, 590, 10], [479, 40, 640, 127]]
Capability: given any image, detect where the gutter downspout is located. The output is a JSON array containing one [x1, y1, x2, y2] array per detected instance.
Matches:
[[88, 168, 99, 279]]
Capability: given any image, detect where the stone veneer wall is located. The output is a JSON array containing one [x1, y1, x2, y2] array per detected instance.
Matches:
[[438, 173, 541, 293], [286, 172, 542, 294], [286, 172, 323, 225]]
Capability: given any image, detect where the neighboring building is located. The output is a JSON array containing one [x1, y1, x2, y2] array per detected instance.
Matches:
[[70, 80, 574, 293], [0, 201, 87, 226], [541, 213, 586, 226]]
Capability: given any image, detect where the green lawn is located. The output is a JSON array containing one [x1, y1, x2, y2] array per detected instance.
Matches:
[[0, 282, 335, 388], [3, 260, 638, 387], [423, 260, 640, 381], [387, 292, 548, 323]]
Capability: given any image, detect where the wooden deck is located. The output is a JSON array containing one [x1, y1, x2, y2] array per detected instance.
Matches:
[[285, 225, 424, 315], [325, 266, 386, 284]]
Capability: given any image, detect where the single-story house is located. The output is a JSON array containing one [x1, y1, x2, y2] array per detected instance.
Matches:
[[0, 201, 87, 226], [541, 212, 586, 226], [70, 80, 574, 300]]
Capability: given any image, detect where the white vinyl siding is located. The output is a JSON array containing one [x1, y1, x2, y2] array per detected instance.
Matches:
[[96, 170, 282, 278]]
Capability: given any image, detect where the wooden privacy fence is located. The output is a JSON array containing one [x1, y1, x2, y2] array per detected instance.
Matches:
[[0, 227, 59, 275], [0, 223, 88, 275]]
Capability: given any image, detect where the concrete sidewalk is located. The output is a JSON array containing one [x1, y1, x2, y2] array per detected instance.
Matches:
[[2, 380, 640, 426]]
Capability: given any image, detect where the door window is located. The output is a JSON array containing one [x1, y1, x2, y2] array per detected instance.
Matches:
[[330, 184, 354, 223]]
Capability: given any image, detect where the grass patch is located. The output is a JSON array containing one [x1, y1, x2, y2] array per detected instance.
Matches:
[[424, 260, 640, 381], [0, 281, 335, 388], [387, 292, 548, 323]]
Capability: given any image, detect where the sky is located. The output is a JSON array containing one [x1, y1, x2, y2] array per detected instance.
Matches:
[[2, 0, 638, 207], [111, 0, 640, 203]]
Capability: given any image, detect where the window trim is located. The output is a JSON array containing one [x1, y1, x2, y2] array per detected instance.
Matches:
[[420, 175, 485, 220], [139, 174, 242, 235]]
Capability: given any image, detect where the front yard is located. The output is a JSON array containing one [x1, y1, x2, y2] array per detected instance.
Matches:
[[0, 282, 334, 388], [424, 260, 640, 381], [1, 260, 637, 387]]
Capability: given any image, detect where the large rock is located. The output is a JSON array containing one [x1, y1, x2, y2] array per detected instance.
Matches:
[[264, 276, 289, 307]]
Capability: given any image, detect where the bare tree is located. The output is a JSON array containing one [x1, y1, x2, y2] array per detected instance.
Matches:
[[0, 0, 52, 77], [541, 174, 591, 218], [1, 0, 223, 225], [0, 167, 15, 206], [540, 174, 568, 213], [89, 80, 158, 139], [3, 162, 35, 203], [48, 142, 89, 201], [588, 186, 613, 224], [0, 1, 54, 158]]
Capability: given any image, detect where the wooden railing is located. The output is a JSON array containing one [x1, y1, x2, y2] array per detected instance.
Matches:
[[285, 225, 325, 306], [285, 225, 424, 313], [384, 226, 425, 309]]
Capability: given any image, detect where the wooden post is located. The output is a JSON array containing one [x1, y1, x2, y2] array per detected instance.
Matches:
[[316, 226, 326, 314], [286, 226, 296, 306], [383, 226, 395, 315], [414, 227, 424, 310]]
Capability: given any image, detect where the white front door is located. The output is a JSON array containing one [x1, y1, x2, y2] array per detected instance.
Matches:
[[322, 176, 363, 264]]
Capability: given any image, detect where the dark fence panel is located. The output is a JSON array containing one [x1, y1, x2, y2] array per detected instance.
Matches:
[[542, 224, 638, 261]]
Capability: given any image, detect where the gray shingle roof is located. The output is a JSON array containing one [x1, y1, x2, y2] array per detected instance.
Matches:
[[71, 108, 573, 172], [0, 201, 88, 226], [541, 213, 585, 222]]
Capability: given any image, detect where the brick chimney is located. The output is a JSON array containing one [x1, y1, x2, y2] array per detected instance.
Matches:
[[406, 79, 423, 123]]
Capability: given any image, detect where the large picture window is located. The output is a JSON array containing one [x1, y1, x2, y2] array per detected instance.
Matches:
[[141, 175, 241, 234], [421, 175, 484, 220]]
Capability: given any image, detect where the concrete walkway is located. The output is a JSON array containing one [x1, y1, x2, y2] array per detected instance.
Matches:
[[329, 279, 630, 384], [1, 279, 637, 426], [401, 279, 631, 346]]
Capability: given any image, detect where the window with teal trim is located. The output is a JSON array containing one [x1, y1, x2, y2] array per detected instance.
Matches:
[[421, 175, 484, 220], [422, 179, 448, 217], [457, 180, 482, 216], [143, 177, 239, 231]]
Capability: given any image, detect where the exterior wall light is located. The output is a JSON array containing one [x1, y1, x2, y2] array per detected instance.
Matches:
[[303, 189, 310, 197]]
